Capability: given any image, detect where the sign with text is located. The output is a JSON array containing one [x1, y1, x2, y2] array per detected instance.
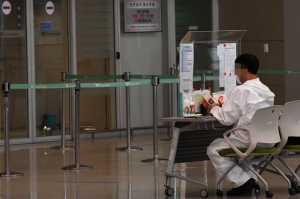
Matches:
[[40, 22, 52, 31], [124, 0, 161, 32], [0, 30, 25, 38], [179, 43, 194, 94]]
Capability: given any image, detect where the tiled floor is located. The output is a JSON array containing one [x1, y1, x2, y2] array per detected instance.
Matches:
[[0, 132, 300, 199]]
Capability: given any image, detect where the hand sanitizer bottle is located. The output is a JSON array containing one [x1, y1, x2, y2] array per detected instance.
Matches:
[[183, 96, 190, 116]]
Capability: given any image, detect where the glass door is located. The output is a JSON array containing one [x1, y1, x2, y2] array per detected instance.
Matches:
[[0, 0, 116, 143], [33, 0, 116, 139], [75, 0, 116, 132], [34, 0, 69, 138], [0, 0, 28, 140]]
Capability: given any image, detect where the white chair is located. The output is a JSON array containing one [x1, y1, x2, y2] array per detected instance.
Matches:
[[216, 105, 284, 198], [257, 100, 300, 194]]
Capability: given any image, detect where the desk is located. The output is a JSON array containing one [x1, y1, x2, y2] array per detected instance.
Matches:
[[160, 116, 232, 198]]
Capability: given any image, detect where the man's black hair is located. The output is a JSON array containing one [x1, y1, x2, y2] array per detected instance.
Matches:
[[235, 54, 259, 75]]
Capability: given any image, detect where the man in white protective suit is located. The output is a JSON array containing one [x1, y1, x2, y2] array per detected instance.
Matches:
[[206, 53, 275, 196]]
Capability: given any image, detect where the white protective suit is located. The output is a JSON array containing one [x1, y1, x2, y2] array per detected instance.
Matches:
[[207, 77, 275, 188]]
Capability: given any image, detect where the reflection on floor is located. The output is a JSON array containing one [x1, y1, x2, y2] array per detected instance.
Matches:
[[0, 132, 299, 199], [0, 128, 69, 139]]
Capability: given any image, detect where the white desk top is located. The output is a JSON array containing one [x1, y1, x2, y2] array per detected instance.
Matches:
[[160, 116, 217, 123]]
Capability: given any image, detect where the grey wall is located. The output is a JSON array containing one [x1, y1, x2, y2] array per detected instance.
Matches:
[[284, 1, 300, 102], [119, 0, 169, 128]]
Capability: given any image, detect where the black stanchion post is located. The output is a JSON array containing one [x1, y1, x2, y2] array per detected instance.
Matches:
[[201, 73, 206, 89], [116, 72, 142, 151], [51, 72, 74, 150], [62, 80, 92, 170], [0, 82, 23, 177], [161, 67, 175, 141], [141, 76, 167, 162]]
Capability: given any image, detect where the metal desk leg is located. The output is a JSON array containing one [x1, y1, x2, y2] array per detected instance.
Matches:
[[164, 127, 180, 196], [164, 125, 209, 198], [165, 127, 180, 186]]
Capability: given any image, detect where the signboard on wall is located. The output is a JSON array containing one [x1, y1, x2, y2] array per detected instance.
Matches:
[[40, 22, 52, 31], [124, 0, 161, 32]]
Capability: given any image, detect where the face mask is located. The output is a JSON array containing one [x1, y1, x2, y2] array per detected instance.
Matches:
[[236, 75, 242, 85]]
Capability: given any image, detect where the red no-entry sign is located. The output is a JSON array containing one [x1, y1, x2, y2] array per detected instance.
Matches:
[[45, 1, 54, 15], [2, 1, 11, 15]]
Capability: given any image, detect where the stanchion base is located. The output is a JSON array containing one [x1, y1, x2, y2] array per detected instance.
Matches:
[[50, 145, 75, 150], [160, 137, 172, 141], [141, 158, 168, 162], [0, 171, 24, 177], [115, 146, 143, 151], [62, 164, 93, 171]]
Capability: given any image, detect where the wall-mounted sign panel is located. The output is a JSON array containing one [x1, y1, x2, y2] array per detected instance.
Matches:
[[35, 30, 65, 45], [0, 30, 25, 38], [37, 30, 63, 37], [124, 0, 161, 32], [40, 22, 52, 31]]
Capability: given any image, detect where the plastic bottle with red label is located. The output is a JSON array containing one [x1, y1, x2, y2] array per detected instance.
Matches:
[[189, 97, 195, 114]]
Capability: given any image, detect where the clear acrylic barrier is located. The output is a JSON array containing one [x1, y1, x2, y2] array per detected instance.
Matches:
[[180, 30, 246, 92], [181, 30, 247, 44]]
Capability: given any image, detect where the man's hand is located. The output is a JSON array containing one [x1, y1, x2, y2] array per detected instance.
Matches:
[[218, 99, 224, 107], [207, 103, 219, 112]]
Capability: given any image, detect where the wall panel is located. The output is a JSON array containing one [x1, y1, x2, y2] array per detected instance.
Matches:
[[219, 0, 285, 104], [284, 1, 300, 102], [219, 0, 283, 41]]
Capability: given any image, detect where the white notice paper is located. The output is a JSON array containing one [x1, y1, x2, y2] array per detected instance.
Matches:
[[225, 76, 236, 96], [217, 44, 225, 56], [224, 43, 236, 76], [218, 55, 225, 87], [179, 43, 194, 94], [218, 43, 237, 90]]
